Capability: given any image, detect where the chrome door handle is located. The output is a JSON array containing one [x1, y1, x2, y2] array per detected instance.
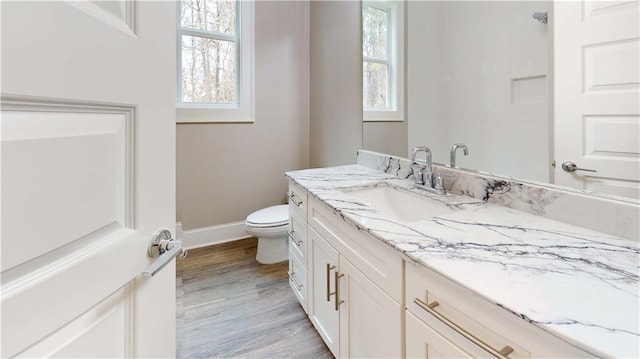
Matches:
[[142, 229, 186, 277], [561, 161, 596, 173]]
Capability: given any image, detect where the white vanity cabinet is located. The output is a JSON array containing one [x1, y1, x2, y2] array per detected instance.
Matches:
[[405, 263, 593, 359], [288, 180, 596, 358], [287, 182, 309, 312], [308, 196, 403, 358]]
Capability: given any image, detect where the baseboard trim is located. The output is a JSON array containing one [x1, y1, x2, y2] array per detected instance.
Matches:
[[176, 222, 184, 240], [182, 221, 251, 250]]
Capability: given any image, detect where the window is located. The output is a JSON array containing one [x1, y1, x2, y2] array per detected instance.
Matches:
[[177, 0, 254, 123], [362, 1, 404, 122]]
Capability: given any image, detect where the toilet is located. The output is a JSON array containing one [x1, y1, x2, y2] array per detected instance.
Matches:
[[245, 205, 289, 264]]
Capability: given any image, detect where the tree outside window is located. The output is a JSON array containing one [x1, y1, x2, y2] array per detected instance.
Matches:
[[179, 0, 239, 104], [363, 4, 390, 109]]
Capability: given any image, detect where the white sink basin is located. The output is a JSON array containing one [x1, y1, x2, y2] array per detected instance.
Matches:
[[341, 185, 455, 223]]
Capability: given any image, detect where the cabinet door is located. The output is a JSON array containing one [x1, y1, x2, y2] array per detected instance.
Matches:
[[339, 257, 402, 358], [406, 311, 474, 359], [309, 228, 340, 357]]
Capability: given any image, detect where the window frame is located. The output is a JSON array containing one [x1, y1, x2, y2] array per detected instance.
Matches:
[[176, 0, 255, 123], [363, 1, 404, 123]]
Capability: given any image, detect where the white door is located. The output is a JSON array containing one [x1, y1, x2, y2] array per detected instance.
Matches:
[[553, 1, 640, 199], [1, 1, 176, 357]]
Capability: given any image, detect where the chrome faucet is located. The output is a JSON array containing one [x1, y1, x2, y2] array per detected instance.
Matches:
[[411, 146, 432, 185], [450, 143, 469, 168], [410, 146, 446, 195]]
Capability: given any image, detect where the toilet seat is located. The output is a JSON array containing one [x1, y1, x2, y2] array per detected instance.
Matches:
[[246, 205, 289, 228]]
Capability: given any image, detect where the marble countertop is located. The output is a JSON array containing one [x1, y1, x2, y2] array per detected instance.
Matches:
[[285, 165, 639, 358]]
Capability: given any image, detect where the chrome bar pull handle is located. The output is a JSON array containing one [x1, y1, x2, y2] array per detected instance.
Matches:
[[287, 192, 303, 207], [561, 161, 596, 173], [143, 229, 186, 277], [288, 271, 303, 291], [334, 271, 344, 311], [414, 298, 514, 358], [288, 231, 302, 246], [326, 264, 336, 302]]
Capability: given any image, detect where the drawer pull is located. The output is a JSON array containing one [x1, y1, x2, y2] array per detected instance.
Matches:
[[326, 263, 336, 302], [288, 231, 302, 246], [287, 193, 303, 208], [288, 271, 303, 291], [414, 298, 514, 358]]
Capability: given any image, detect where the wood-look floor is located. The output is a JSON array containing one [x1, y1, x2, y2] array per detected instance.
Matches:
[[176, 238, 333, 358]]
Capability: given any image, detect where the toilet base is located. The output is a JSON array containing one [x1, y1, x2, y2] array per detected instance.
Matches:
[[256, 236, 288, 264]]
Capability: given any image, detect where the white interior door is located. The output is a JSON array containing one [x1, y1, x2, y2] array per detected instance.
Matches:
[[1, 1, 176, 357], [553, 1, 640, 199]]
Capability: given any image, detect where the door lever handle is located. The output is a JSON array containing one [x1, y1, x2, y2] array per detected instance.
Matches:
[[561, 161, 597, 173], [143, 229, 186, 277]]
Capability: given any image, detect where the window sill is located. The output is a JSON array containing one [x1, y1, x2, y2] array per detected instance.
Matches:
[[363, 109, 404, 122], [176, 106, 254, 123]]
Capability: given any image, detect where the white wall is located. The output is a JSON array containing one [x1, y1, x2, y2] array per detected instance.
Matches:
[[310, 1, 363, 167], [363, 121, 407, 158], [408, 1, 550, 182], [176, 1, 310, 230], [407, 1, 445, 161]]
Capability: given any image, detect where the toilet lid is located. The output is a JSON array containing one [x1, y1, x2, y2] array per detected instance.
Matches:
[[246, 205, 289, 227]]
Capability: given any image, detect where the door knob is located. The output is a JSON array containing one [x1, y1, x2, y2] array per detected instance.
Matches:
[[561, 161, 597, 173], [142, 229, 186, 277]]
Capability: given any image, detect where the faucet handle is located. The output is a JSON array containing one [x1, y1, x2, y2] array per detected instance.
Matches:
[[411, 163, 426, 186], [434, 172, 454, 191], [434, 173, 446, 190]]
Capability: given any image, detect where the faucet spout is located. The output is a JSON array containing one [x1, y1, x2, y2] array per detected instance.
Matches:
[[411, 146, 432, 165], [450, 143, 469, 168], [410, 146, 432, 183], [410, 146, 438, 192]]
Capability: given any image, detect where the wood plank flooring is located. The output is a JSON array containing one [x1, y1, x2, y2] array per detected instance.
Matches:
[[176, 238, 333, 358]]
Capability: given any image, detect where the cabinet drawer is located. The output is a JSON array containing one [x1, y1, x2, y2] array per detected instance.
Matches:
[[309, 197, 403, 303], [406, 263, 592, 358], [288, 210, 307, 264], [288, 182, 307, 221], [288, 248, 308, 313]]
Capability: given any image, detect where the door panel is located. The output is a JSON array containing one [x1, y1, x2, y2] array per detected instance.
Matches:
[[553, 0, 640, 198], [16, 286, 131, 358], [1, 227, 143, 357], [1, 1, 176, 357], [338, 257, 402, 358], [1, 107, 132, 272], [309, 227, 340, 357]]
